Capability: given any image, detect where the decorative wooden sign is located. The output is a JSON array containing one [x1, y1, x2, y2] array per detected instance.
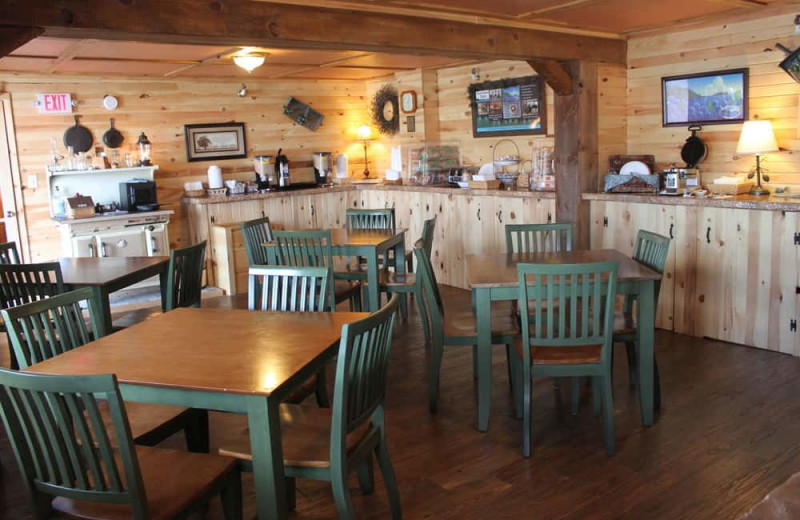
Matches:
[[283, 97, 324, 131]]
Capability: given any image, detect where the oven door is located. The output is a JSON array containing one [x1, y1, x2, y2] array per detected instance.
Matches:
[[96, 228, 148, 257]]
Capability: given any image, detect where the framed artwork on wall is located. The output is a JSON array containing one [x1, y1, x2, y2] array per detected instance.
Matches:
[[661, 68, 748, 127], [184, 122, 247, 162], [468, 75, 546, 138]]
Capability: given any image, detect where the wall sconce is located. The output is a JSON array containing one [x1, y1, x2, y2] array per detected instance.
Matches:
[[356, 125, 373, 179]]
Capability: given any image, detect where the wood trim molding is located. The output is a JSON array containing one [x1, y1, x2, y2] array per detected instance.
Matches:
[[0, 25, 43, 59], [0, 0, 626, 64], [528, 59, 574, 96], [0, 94, 30, 261]]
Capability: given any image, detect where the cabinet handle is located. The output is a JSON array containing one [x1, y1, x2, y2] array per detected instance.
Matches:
[[477, 208, 481, 221], [261, 210, 265, 218], [151, 236, 158, 253], [311, 204, 315, 217], [669, 223, 674, 239], [101, 242, 107, 257], [497, 210, 503, 223], [706, 227, 711, 244], [88, 243, 95, 257], [547, 212, 553, 223]]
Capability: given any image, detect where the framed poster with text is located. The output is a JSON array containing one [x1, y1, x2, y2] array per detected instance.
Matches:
[[468, 75, 546, 138]]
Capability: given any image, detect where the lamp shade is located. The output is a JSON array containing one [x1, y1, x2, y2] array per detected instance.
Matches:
[[233, 54, 265, 73], [357, 125, 373, 141], [736, 120, 779, 155]]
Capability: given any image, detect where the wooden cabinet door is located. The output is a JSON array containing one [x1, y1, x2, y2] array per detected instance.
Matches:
[[261, 196, 292, 231], [291, 194, 317, 230], [314, 190, 350, 229], [775, 211, 800, 356]]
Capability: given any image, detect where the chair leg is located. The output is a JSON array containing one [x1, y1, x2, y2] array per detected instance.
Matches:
[[375, 435, 402, 520], [654, 357, 662, 410], [356, 453, 375, 495], [416, 290, 430, 345], [331, 470, 358, 520], [398, 294, 408, 321], [429, 338, 445, 413], [512, 351, 523, 420], [184, 409, 210, 453], [286, 477, 297, 512], [592, 377, 601, 417], [570, 378, 580, 416], [472, 345, 478, 379], [601, 375, 615, 456], [315, 369, 331, 408], [505, 344, 514, 392], [523, 368, 532, 458], [220, 471, 243, 520], [625, 341, 637, 389]]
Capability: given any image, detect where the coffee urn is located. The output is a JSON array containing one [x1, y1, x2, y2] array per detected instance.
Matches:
[[253, 155, 275, 190], [313, 152, 333, 186], [276, 149, 290, 188]]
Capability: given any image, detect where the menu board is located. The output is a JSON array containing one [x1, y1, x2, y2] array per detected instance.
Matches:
[[469, 76, 546, 138]]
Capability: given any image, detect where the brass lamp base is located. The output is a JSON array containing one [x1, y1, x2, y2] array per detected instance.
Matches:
[[749, 186, 770, 196]]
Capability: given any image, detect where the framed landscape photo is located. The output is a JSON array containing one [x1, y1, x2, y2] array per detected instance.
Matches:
[[662, 68, 748, 127], [468, 75, 546, 138], [184, 122, 247, 162]]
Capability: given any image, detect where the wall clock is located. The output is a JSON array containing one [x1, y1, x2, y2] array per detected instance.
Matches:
[[370, 84, 399, 135], [401, 90, 417, 113]]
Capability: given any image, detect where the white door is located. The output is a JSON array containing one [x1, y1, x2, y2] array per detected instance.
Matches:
[[96, 229, 148, 258], [0, 95, 26, 256], [145, 224, 168, 256], [71, 235, 97, 258]]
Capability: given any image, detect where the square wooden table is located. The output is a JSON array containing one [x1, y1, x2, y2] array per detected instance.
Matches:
[[468, 249, 662, 432], [24, 307, 369, 520], [59, 256, 170, 335]]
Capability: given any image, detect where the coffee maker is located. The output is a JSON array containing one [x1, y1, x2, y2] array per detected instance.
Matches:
[[313, 152, 333, 186], [253, 155, 275, 191]]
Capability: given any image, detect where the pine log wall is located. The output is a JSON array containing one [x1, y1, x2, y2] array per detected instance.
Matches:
[[2, 76, 369, 260], [627, 6, 800, 189]]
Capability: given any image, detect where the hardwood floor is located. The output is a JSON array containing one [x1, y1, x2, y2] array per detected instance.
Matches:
[[2, 287, 800, 519]]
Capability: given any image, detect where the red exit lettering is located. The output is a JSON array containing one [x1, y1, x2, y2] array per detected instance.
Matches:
[[37, 93, 72, 114]]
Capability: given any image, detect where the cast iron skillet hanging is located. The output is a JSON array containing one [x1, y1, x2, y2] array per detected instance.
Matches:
[[63, 115, 93, 153], [102, 118, 124, 149], [681, 125, 707, 168]]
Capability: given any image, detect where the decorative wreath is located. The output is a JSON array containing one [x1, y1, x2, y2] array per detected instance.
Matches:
[[371, 84, 399, 135]]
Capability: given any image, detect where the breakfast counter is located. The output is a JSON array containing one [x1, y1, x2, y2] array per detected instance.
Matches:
[[583, 191, 800, 211]]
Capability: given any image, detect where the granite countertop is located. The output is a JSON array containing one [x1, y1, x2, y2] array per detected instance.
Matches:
[[182, 183, 557, 205], [582, 192, 800, 211]]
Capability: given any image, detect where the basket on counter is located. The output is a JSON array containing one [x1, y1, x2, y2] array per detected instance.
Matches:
[[65, 195, 95, 219], [206, 187, 228, 197]]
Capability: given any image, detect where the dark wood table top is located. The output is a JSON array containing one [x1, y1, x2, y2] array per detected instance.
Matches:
[[467, 249, 662, 288], [58, 256, 169, 286], [24, 307, 368, 396]]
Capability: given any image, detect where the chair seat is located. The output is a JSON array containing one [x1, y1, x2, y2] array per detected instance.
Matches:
[[513, 337, 602, 365], [379, 271, 416, 287], [613, 310, 637, 335], [440, 287, 518, 338], [51, 445, 237, 520], [334, 280, 362, 304], [218, 404, 370, 469], [102, 401, 193, 446]]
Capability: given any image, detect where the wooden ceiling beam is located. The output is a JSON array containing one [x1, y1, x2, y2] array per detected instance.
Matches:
[[40, 39, 98, 73], [0, 0, 626, 64], [517, 0, 606, 18], [270, 52, 373, 79], [528, 59, 574, 96], [164, 47, 241, 77], [0, 25, 43, 59]]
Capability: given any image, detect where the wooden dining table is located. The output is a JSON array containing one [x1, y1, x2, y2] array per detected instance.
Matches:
[[23, 307, 368, 520], [468, 249, 662, 432], [59, 256, 170, 335]]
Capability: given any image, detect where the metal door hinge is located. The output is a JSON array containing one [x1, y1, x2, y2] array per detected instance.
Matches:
[[794, 232, 800, 245], [603, 216, 608, 228], [791, 319, 797, 332], [547, 212, 553, 223]]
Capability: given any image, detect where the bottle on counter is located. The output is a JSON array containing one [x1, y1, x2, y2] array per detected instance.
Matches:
[[276, 149, 290, 187]]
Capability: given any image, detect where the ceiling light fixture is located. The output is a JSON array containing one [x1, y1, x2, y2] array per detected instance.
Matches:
[[233, 53, 265, 73]]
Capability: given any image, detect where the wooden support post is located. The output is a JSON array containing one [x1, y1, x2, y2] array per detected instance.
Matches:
[[528, 59, 574, 96], [554, 61, 598, 250], [0, 25, 43, 59]]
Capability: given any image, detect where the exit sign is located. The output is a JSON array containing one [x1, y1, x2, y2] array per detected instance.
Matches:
[[36, 93, 73, 115]]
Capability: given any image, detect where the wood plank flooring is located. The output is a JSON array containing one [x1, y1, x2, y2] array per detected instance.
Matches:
[[2, 287, 800, 519]]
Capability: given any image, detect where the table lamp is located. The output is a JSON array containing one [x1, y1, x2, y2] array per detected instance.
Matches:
[[736, 120, 778, 196], [357, 125, 373, 178]]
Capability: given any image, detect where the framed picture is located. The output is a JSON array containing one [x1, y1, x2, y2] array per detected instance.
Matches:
[[184, 122, 247, 162], [468, 75, 546, 138], [661, 68, 748, 127]]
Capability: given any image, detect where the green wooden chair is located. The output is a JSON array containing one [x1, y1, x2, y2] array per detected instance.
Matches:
[[240, 216, 274, 266], [505, 222, 573, 254], [273, 229, 362, 311], [219, 295, 402, 520], [414, 247, 519, 413], [2, 287, 209, 452], [0, 241, 20, 264], [345, 208, 396, 230], [0, 368, 242, 520], [616, 230, 671, 408], [514, 260, 619, 457]]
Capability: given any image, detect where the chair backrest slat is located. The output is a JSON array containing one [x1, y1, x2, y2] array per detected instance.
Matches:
[[248, 265, 329, 312], [345, 208, 396, 230], [517, 261, 618, 362], [167, 240, 206, 311], [505, 223, 573, 254], [0, 241, 20, 264], [631, 229, 671, 302], [419, 215, 437, 260], [241, 216, 274, 266], [0, 262, 64, 311], [413, 247, 444, 343], [273, 230, 336, 309], [0, 369, 148, 517], [2, 288, 103, 369]]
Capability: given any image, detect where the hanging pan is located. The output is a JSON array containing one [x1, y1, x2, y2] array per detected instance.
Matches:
[[63, 115, 94, 153], [680, 125, 707, 168], [102, 118, 124, 149]]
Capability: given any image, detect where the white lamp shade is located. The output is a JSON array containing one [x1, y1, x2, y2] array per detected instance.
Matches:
[[357, 125, 373, 140], [736, 120, 779, 155], [233, 54, 265, 72]]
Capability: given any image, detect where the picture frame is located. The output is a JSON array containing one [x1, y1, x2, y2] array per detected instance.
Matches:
[[468, 75, 546, 138], [661, 68, 748, 127], [184, 122, 247, 162]]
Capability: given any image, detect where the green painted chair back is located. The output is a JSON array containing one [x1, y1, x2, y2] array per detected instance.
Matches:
[[419, 215, 437, 260], [0, 262, 64, 310], [517, 261, 618, 364], [505, 223, 574, 254], [331, 294, 399, 445], [247, 265, 330, 312], [0, 241, 20, 264], [2, 288, 103, 369], [273, 230, 336, 309], [0, 368, 149, 519], [413, 247, 444, 343], [626, 229, 671, 310], [346, 208, 396, 230], [166, 240, 207, 311], [241, 216, 274, 266]]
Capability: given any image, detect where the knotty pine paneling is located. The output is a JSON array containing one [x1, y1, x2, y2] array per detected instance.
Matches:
[[627, 10, 800, 189], [2, 75, 369, 260]]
